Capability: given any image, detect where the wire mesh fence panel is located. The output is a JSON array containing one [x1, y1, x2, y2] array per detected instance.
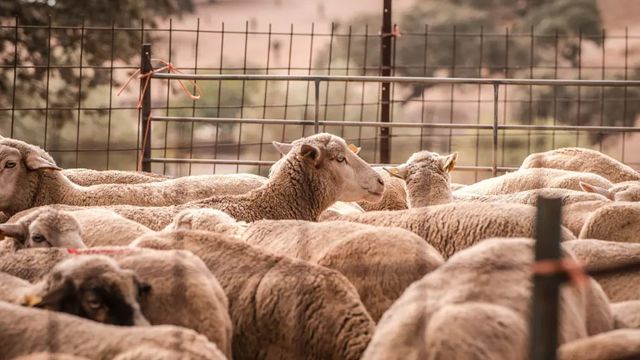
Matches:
[[2, 20, 640, 184]]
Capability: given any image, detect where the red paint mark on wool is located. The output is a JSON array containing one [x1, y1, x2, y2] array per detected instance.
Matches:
[[67, 248, 134, 256]]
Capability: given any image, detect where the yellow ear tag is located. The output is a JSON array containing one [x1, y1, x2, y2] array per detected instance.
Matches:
[[23, 294, 42, 307], [388, 168, 400, 175], [347, 144, 360, 153]]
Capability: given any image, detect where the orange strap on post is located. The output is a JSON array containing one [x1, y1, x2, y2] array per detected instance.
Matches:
[[115, 58, 203, 170], [531, 258, 589, 289], [116, 58, 202, 109]]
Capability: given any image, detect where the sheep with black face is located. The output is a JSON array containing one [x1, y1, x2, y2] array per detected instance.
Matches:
[[0, 255, 150, 326]]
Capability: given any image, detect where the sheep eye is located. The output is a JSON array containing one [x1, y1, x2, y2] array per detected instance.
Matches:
[[5, 161, 16, 169], [336, 155, 346, 163], [31, 234, 46, 243]]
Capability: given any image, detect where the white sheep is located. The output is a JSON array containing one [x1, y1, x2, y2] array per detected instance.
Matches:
[[361, 238, 613, 360], [131, 229, 375, 360], [580, 181, 640, 201], [0, 207, 86, 249], [62, 168, 170, 186], [558, 329, 640, 360], [335, 201, 575, 259], [564, 239, 640, 302], [611, 301, 640, 329], [17, 133, 384, 230], [356, 167, 408, 211], [578, 202, 640, 243], [166, 208, 444, 321], [0, 137, 267, 216], [0, 301, 225, 360], [520, 147, 640, 183], [454, 168, 613, 196], [383, 150, 457, 207]]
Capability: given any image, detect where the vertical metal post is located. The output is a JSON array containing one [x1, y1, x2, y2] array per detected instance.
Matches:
[[530, 196, 562, 360], [492, 83, 499, 177], [380, 0, 392, 164], [140, 43, 152, 172], [314, 80, 320, 134]]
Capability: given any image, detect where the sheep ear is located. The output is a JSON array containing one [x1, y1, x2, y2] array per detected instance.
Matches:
[[440, 152, 458, 173], [272, 141, 293, 156], [347, 144, 361, 155], [297, 144, 322, 166], [25, 153, 61, 171], [33, 278, 79, 313], [383, 166, 408, 180], [0, 223, 27, 243], [579, 182, 614, 200]]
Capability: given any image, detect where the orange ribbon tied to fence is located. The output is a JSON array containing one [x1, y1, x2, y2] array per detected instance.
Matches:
[[116, 58, 202, 109], [532, 257, 589, 289], [116, 58, 202, 170]]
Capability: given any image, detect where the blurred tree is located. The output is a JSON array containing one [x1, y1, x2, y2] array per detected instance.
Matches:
[[320, 0, 640, 142], [0, 0, 194, 125]]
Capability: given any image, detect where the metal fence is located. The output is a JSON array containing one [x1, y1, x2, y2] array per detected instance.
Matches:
[[2, 19, 640, 184]]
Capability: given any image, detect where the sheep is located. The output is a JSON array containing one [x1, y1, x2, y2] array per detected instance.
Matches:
[[383, 150, 457, 207], [361, 238, 613, 360], [0, 247, 233, 358], [557, 329, 640, 360], [62, 168, 170, 186], [579, 181, 640, 201], [520, 147, 640, 183], [578, 202, 640, 243], [267, 145, 403, 212], [563, 239, 640, 302], [21, 133, 384, 230], [453, 168, 613, 196], [611, 301, 640, 329], [383, 150, 607, 215], [167, 208, 444, 321], [318, 201, 365, 221], [356, 167, 408, 211], [0, 207, 86, 249], [562, 200, 611, 236], [4, 206, 153, 247], [334, 201, 575, 259], [0, 301, 225, 360], [0, 255, 150, 326], [131, 229, 375, 360], [0, 136, 268, 216]]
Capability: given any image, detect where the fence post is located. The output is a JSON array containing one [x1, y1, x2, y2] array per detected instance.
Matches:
[[529, 196, 562, 360], [492, 83, 499, 177], [380, 0, 392, 164], [140, 43, 152, 172], [314, 79, 320, 134]]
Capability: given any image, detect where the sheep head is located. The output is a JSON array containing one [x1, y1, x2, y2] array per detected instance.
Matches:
[[580, 181, 640, 202], [0, 138, 61, 215], [25, 255, 151, 327], [272, 133, 384, 203], [384, 151, 458, 207], [0, 208, 85, 249]]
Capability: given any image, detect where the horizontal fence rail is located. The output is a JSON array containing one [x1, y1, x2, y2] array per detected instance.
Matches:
[[145, 70, 640, 176]]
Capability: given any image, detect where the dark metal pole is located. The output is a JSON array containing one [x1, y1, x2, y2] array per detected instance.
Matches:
[[140, 43, 152, 172], [380, 0, 392, 164], [530, 196, 563, 360], [492, 84, 499, 177]]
